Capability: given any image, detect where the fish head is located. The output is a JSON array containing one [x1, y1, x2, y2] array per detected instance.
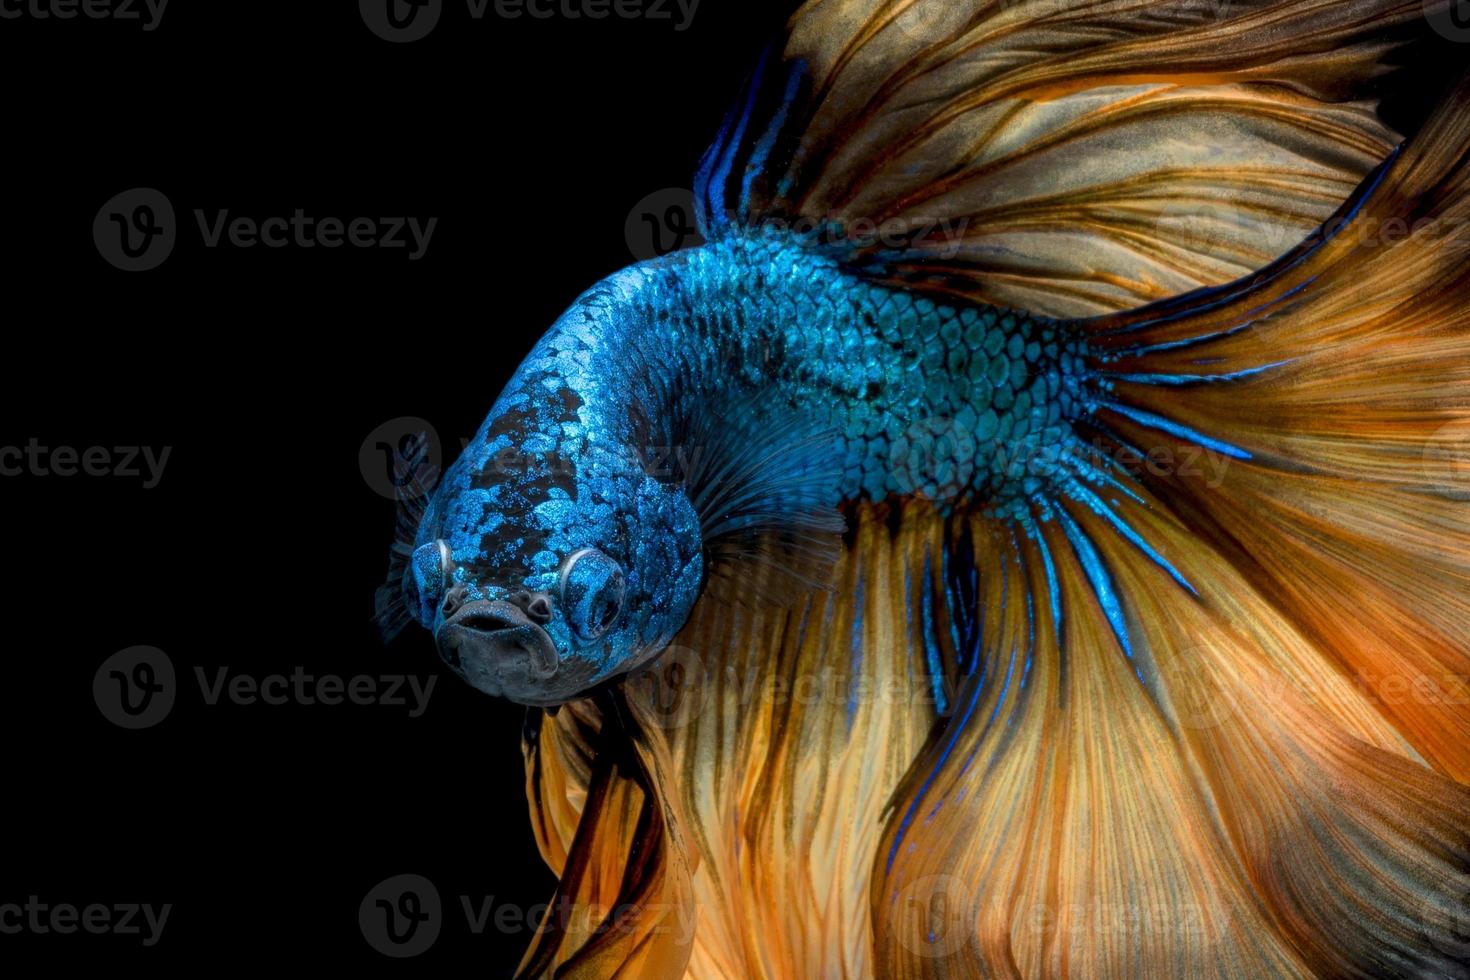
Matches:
[[401, 337, 705, 707]]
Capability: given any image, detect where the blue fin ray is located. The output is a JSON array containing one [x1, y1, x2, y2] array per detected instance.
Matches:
[[1100, 402, 1252, 460], [1102, 359, 1293, 386], [1064, 482, 1196, 597], [694, 49, 808, 237]]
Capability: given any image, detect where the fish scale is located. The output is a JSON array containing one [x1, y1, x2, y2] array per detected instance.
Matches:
[[617, 230, 1096, 512]]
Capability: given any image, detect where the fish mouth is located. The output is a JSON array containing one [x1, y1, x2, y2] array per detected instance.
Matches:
[[435, 599, 565, 704]]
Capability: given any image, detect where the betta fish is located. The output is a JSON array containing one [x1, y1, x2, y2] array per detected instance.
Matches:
[[378, 0, 1470, 975]]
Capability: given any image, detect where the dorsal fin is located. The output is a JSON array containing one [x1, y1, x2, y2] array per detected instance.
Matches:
[[694, 0, 1430, 318]]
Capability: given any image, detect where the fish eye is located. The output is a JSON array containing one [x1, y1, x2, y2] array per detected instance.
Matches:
[[409, 539, 452, 622], [560, 548, 626, 641]]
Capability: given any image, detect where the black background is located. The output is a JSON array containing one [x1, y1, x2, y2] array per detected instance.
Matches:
[[0, 0, 1462, 973], [0, 0, 786, 972]]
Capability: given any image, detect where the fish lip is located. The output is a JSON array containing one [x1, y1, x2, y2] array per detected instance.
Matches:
[[435, 600, 562, 698]]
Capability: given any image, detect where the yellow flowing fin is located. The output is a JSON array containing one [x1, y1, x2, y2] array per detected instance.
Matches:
[[1084, 70, 1470, 781], [875, 496, 1470, 977], [518, 692, 698, 979], [525, 506, 948, 978], [866, 77, 1470, 977], [695, 0, 1437, 317]]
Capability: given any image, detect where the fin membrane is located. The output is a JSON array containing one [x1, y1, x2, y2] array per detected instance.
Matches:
[[696, 0, 1434, 318]]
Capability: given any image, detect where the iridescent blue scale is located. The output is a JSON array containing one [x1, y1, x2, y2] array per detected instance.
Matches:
[[583, 231, 1095, 512]]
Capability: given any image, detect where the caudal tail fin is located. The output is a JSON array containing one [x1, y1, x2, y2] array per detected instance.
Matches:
[[870, 73, 1470, 979], [1085, 73, 1470, 785], [986, 72, 1470, 977]]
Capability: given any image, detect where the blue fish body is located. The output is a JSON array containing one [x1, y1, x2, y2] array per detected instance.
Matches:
[[410, 230, 1098, 703]]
